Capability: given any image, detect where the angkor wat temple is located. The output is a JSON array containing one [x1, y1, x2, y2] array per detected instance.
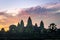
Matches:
[[0, 17, 60, 40]]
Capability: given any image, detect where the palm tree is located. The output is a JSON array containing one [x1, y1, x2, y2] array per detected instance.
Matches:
[[48, 23, 57, 32]]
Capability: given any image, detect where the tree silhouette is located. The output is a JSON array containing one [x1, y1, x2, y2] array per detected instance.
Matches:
[[1, 28, 5, 31], [48, 23, 57, 32], [9, 25, 17, 33], [0, 28, 5, 33]]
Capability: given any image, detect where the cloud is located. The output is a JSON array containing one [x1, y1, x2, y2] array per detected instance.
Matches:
[[23, 3, 60, 15], [19, 4, 60, 28], [24, 6, 47, 14], [43, 2, 60, 8], [43, 3, 60, 12], [5, 8, 20, 16], [0, 3, 60, 31]]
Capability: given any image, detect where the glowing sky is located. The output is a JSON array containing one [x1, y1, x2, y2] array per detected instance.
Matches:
[[0, 0, 60, 31]]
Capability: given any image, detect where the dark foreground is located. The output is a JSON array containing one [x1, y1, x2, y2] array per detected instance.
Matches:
[[0, 32, 60, 40]]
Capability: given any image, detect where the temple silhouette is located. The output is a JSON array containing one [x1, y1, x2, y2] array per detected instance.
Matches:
[[0, 17, 60, 40]]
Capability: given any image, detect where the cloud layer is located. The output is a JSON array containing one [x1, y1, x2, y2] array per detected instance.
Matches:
[[0, 3, 60, 31]]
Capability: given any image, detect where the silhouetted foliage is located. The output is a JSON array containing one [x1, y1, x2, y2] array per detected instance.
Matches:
[[0, 28, 5, 33], [1, 28, 5, 32], [9, 25, 17, 33], [48, 23, 57, 33]]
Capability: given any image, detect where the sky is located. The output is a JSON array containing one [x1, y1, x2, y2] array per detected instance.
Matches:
[[0, 0, 60, 10], [0, 0, 60, 31]]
